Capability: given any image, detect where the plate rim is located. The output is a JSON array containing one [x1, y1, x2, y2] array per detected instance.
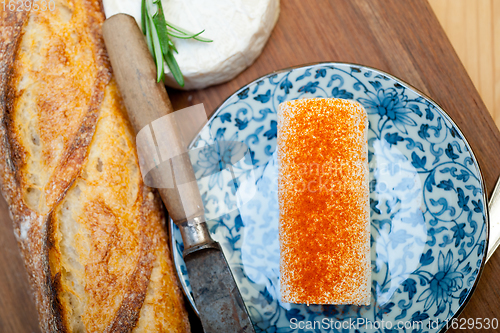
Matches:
[[169, 62, 490, 332]]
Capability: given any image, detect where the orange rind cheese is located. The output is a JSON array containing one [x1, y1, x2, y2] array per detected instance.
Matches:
[[278, 98, 371, 305]]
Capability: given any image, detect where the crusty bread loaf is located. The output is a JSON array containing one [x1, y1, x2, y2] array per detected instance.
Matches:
[[0, 2, 190, 332]]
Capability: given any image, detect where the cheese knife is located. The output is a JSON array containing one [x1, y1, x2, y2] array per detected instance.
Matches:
[[487, 177, 500, 262], [102, 14, 255, 333]]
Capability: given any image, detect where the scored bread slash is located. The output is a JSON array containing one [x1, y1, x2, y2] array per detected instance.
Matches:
[[278, 98, 371, 305]]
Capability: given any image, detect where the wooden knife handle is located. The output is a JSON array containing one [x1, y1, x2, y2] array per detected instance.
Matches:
[[102, 14, 204, 224]]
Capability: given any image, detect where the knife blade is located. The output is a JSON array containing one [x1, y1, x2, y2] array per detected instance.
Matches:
[[102, 14, 255, 333], [487, 177, 500, 261]]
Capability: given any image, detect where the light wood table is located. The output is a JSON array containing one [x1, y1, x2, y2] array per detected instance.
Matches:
[[430, 0, 500, 127]]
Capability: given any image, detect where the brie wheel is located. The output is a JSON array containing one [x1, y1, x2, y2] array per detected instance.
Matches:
[[103, 0, 280, 90]]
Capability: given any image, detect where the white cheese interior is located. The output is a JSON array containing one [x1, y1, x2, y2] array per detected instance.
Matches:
[[103, 0, 280, 90]]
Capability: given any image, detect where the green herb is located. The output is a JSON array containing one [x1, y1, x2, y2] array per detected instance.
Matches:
[[141, 0, 212, 86]]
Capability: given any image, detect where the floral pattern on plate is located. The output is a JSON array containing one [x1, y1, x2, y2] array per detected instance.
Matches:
[[170, 63, 488, 333]]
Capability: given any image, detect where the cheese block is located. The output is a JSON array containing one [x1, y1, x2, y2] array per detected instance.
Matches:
[[103, 0, 280, 90], [278, 98, 371, 305]]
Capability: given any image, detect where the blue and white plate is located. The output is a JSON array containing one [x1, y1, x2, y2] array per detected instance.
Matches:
[[169, 63, 488, 333]]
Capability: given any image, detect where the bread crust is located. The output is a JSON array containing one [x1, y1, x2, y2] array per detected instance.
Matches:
[[0, 2, 190, 332]]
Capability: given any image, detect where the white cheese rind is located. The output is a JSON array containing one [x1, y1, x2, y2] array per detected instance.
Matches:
[[103, 0, 280, 90]]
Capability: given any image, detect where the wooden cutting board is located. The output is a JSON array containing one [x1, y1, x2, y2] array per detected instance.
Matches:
[[1, 0, 499, 332]]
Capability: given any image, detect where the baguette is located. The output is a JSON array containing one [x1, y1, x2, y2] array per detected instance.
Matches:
[[0, 2, 190, 332]]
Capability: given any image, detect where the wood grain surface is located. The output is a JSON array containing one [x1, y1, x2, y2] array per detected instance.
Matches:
[[1, 0, 500, 332], [429, 0, 500, 129]]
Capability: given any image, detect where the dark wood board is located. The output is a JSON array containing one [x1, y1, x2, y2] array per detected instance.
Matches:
[[1, 0, 500, 332]]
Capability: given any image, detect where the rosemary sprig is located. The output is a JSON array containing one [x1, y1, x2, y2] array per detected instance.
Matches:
[[141, 0, 212, 86]]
